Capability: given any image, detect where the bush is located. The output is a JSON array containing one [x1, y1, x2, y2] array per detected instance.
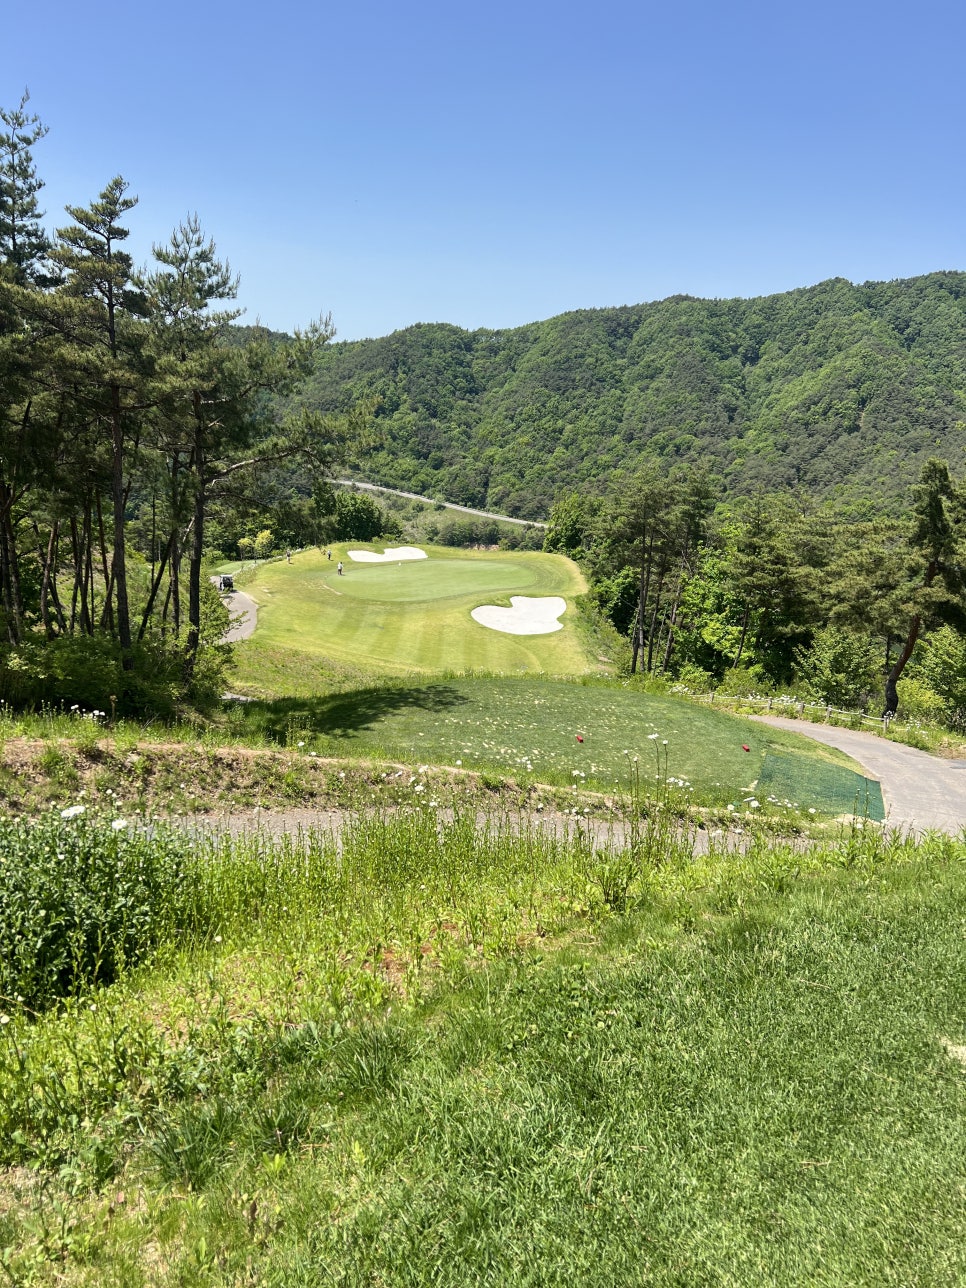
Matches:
[[253, 529, 275, 559], [716, 665, 772, 696], [591, 567, 639, 637], [912, 626, 966, 714], [674, 664, 715, 693], [0, 812, 196, 1011], [334, 490, 400, 540], [894, 677, 947, 724], [0, 617, 230, 717], [794, 627, 880, 710]]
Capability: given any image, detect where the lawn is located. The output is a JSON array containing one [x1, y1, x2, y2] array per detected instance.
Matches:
[[226, 544, 593, 682], [243, 676, 883, 819], [2, 813, 964, 1285]]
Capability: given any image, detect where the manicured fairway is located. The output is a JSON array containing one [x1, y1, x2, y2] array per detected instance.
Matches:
[[233, 545, 592, 676], [257, 676, 882, 817]]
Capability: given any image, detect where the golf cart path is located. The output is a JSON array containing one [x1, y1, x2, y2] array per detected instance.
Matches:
[[754, 715, 966, 834], [223, 591, 258, 642]]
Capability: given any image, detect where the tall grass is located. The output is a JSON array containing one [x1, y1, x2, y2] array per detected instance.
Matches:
[[0, 810, 200, 1011], [2, 799, 965, 1282]]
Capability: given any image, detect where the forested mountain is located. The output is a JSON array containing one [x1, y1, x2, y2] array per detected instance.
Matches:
[[297, 273, 966, 519]]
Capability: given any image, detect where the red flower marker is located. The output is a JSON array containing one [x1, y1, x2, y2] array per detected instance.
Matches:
[[576, 734, 584, 743], [742, 744, 750, 752]]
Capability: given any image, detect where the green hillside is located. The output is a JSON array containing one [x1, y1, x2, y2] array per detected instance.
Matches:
[[295, 273, 966, 518]]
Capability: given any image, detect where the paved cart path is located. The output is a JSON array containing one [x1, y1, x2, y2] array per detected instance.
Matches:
[[223, 591, 258, 642], [754, 716, 966, 834]]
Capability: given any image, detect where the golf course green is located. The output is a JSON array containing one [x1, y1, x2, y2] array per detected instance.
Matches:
[[233, 544, 592, 675]]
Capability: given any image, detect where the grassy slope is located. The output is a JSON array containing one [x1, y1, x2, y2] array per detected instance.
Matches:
[[208, 546, 882, 817], [0, 677, 880, 821], [3, 818, 966, 1285], [229, 545, 592, 685], [239, 676, 879, 817]]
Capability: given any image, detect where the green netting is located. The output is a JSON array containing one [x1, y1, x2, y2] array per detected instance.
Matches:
[[757, 751, 885, 821]]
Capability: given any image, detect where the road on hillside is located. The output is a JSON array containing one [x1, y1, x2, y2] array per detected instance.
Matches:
[[336, 479, 547, 529], [754, 715, 966, 835], [223, 591, 258, 641]]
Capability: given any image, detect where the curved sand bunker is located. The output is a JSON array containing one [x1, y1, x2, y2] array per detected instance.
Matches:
[[346, 546, 428, 563], [471, 596, 567, 635]]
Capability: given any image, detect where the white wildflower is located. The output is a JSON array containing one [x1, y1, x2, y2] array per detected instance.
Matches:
[[60, 804, 86, 819], [111, 818, 128, 831]]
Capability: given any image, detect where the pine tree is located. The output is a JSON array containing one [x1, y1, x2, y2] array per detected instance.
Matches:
[[883, 458, 966, 715], [0, 91, 50, 284], [141, 216, 344, 679], [48, 177, 146, 665], [0, 92, 52, 643]]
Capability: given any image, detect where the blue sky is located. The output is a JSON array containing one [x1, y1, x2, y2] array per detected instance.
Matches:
[[5, 0, 965, 340]]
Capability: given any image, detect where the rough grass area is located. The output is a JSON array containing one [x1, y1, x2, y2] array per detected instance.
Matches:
[[227, 545, 593, 684], [240, 676, 873, 818], [1, 811, 965, 1285]]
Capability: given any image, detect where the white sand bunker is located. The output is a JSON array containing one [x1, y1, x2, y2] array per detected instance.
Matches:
[[471, 596, 567, 635], [346, 546, 428, 563]]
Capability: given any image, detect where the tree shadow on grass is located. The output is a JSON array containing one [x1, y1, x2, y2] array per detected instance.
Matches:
[[237, 684, 470, 745]]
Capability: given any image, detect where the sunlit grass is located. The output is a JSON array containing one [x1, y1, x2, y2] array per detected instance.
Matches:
[[240, 675, 880, 818], [2, 808, 965, 1284], [229, 544, 593, 679]]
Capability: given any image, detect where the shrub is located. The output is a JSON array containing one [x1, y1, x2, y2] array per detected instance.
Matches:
[[674, 664, 715, 693], [716, 665, 772, 696], [334, 490, 400, 540], [794, 626, 880, 710], [894, 677, 947, 724], [253, 529, 275, 560], [912, 626, 966, 714], [0, 811, 196, 1012]]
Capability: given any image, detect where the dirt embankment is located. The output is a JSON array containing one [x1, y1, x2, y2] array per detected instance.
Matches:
[[0, 736, 612, 828]]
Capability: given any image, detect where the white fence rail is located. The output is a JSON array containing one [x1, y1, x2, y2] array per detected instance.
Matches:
[[690, 691, 895, 734]]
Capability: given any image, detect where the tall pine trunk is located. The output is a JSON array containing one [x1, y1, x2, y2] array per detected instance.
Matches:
[[183, 411, 206, 681], [110, 390, 133, 664]]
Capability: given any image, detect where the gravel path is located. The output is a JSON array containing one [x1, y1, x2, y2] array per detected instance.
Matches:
[[754, 716, 966, 835]]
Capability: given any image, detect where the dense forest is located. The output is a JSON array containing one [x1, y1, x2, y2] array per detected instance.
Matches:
[[299, 275, 966, 519], [544, 458, 966, 721]]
